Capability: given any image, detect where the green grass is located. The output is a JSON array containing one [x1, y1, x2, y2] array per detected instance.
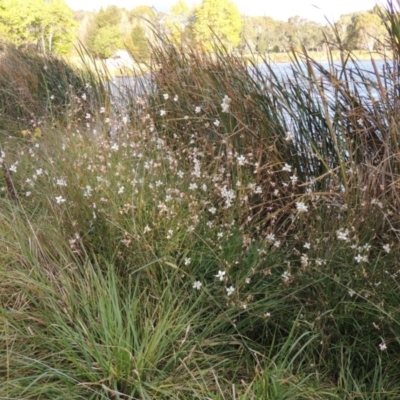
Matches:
[[1, 3, 400, 398]]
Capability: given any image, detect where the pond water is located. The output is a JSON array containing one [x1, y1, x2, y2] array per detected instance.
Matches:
[[110, 59, 397, 102]]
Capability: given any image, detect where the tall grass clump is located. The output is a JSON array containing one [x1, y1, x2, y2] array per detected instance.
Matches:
[[2, 1, 400, 398], [0, 42, 110, 134]]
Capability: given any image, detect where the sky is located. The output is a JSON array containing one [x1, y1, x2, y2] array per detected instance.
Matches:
[[65, 0, 382, 24]]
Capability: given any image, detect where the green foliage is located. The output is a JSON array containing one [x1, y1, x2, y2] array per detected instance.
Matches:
[[193, 0, 242, 50], [129, 5, 157, 21], [0, 0, 76, 54], [127, 25, 150, 62], [165, 0, 192, 45], [346, 11, 386, 50], [91, 25, 124, 59], [86, 6, 124, 58]]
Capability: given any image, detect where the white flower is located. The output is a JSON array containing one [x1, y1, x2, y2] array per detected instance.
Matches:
[[9, 162, 18, 173], [282, 271, 291, 282], [55, 195, 66, 204], [282, 163, 292, 172], [379, 342, 387, 351], [383, 244, 391, 253], [100, 106, 105, 114], [355, 254, 368, 263], [226, 286, 235, 296], [184, 257, 191, 266], [221, 95, 231, 113], [173, 94, 178, 101], [348, 289, 355, 297], [160, 109, 166, 116], [300, 254, 309, 267], [236, 155, 246, 166], [304, 242, 311, 249], [213, 119, 220, 127], [266, 233, 275, 243], [295, 201, 308, 213], [56, 178, 67, 187], [208, 206, 217, 214], [245, 277, 251, 284], [195, 106, 201, 113], [163, 93, 169, 100], [290, 174, 298, 184], [336, 228, 350, 242], [215, 270, 226, 281], [220, 185, 236, 208], [83, 185, 92, 197], [285, 131, 294, 142], [193, 281, 202, 290]]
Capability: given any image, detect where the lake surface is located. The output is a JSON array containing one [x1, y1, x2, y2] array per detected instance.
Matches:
[[109, 59, 398, 105]]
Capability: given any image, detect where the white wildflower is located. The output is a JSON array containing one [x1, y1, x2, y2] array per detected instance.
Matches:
[[221, 95, 231, 113], [285, 131, 294, 142], [55, 195, 66, 204], [226, 286, 235, 296], [193, 281, 202, 290], [282, 163, 292, 172], [295, 201, 308, 213], [379, 341, 387, 351], [336, 228, 350, 242], [9, 162, 18, 173], [215, 270, 226, 281], [282, 271, 291, 282], [236, 155, 246, 166], [56, 178, 67, 187]]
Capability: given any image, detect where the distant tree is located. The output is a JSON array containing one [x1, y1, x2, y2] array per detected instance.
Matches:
[[241, 16, 279, 53], [346, 11, 386, 50], [285, 16, 323, 51], [165, 0, 192, 44], [126, 25, 149, 62], [91, 26, 124, 58], [193, 0, 242, 51], [0, 0, 76, 53], [86, 6, 124, 58], [36, 0, 77, 53], [73, 10, 95, 48]]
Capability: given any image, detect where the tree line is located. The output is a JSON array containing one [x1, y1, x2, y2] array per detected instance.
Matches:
[[0, 0, 389, 58]]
